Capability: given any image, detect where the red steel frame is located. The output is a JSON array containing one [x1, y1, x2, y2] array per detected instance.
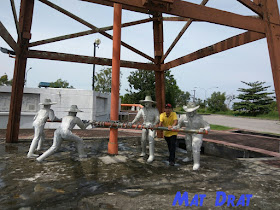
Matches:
[[1, 0, 280, 155]]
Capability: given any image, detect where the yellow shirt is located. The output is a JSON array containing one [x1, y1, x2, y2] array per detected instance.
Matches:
[[160, 112, 178, 137]]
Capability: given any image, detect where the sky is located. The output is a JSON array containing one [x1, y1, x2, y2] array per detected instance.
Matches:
[[0, 0, 278, 103]]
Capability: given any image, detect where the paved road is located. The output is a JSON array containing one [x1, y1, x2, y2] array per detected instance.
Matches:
[[203, 114, 280, 134]]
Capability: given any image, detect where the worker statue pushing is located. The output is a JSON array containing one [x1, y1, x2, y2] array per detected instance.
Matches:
[[130, 96, 159, 163], [37, 105, 92, 162], [177, 102, 210, 170], [27, 98, 60, 158]]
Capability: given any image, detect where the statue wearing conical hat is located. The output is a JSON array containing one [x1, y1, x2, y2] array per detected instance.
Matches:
[[130, 96, 160, 163], [27, 99, 60, 158], [37, 105, 92, 162], [177, 102, 210, 170]]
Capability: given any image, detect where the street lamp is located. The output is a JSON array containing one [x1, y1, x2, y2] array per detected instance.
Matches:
[[0, 47, 15, 58], [92, 38, 101, 90], [25, 67, 32, 86], [191, 89, 196, 102], [194, 86, 219, 111]]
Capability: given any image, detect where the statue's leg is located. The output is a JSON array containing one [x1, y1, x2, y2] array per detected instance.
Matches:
[[27, 126, 42, 158], [36, 130, 62, 162], [36, 130, 45, 151], [147, 130, 155, 163], [192, 134, 203, 170], [66, 133, 87, 158], [183, 134, 193, 162], [140, 129, 147, 157]]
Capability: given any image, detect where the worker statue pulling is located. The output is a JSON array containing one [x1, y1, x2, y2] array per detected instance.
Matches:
[[130, 96, 160, 163], [177, 102, 210, 170], [27, 99, 60, 158], [37, 105, 92, 162]]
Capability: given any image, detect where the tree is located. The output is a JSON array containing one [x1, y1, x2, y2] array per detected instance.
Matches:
[[233, 81, 274, 116], [94, 67, 122, 93], [225, 94, 235, 109], [207, 91, 227, 112], [123, 69, 186, 107], [0, 74, 12, 86], [176, 90, 191, 107], [49, 79, 74, 88]]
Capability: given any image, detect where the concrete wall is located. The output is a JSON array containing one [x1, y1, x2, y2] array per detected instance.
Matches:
[[0, 86, 114, 129]]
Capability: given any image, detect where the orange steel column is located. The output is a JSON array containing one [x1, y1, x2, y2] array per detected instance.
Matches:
[[6, 0, 34, 143], [108, 3, 122, 154], [262, 0, 280, 118]]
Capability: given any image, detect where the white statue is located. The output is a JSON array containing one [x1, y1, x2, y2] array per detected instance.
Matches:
[[27, 98, 60, 158], [130, 96, 159, 163], [36, 105, 92, 162], [177, 102, 210, 170]]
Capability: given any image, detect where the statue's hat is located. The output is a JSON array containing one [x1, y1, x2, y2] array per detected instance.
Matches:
[[39, 98, 57, 105], [67, 105, 83, 113], [183, 102, 200, 112], [139, 96, 156, 104]]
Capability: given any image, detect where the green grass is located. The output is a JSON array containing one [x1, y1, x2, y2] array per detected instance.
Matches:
[[210, 124, 235, 131]]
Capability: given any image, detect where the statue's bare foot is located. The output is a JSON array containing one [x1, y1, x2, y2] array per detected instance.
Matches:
[[147, 156, 154, 163], [140, 152, 146, 157], [27, 153, 39, 158], [182, 157, 192, 162], [79, 154, 87, 158], [193, 163, 200, 170]]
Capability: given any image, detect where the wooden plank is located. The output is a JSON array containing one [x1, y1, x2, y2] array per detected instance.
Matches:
[[236, 0, 263, 16], [161, 0, 209, 62], [27, 50, 157, 71], [263, 0, 280, 118], [6, 0, 35, 143], [91, 0, 266, 33], [29, 18, 153, 47], [161, 31, 265, 70], [0, 21, 19, 53], [10, 0, 21, 43], [38, 0, 154, 62]]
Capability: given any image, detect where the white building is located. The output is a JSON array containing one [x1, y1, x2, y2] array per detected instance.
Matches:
[[0, 86, 115, 129]]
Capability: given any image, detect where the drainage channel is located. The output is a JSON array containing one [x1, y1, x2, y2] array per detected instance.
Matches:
[[177, 129, 280, 159]]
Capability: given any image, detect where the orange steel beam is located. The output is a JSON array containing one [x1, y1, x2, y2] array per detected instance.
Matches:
[[121, 104, 143, 108], [161, 31, 265, 71], [6, 0, 34, 143], [88, 0, 266, 33], [27, 50, 157, 71], [161, 0, 209, 63], [263, 0, 280, 118], [236, 0, 263, 17], [29, 18, 154, 47], [108, 3, 122, 155], [38, 0, 154, 62], [0, 22, 19, 53]]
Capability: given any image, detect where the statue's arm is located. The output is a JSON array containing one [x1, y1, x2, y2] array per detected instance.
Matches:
[[76, 117, 92, 129], [49, 109, 61, 121], [154, 109, 160, 125], [131, 109, 143, 124], [202, 117, 210, 131], [177, 115, 186, 128]]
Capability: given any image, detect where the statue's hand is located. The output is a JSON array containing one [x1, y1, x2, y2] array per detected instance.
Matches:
[[199, 128, 205, 133], [173, 125, 179, 130]]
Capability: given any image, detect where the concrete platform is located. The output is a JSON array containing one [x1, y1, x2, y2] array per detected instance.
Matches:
[[1, 131, 280, 209]]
